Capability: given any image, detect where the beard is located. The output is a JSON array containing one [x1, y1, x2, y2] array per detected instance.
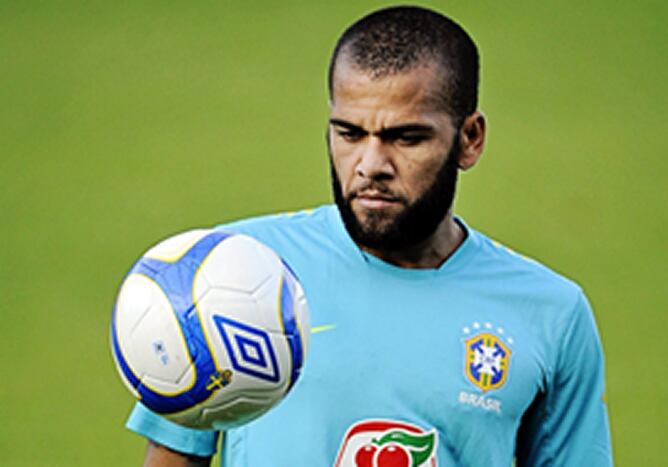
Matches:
[[331, 136, 460, 251]]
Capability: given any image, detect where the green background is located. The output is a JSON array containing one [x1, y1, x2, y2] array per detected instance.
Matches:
[[1, 1, 665, 465]]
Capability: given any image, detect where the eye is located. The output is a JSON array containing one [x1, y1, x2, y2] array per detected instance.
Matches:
[[396, 133, 429, 146], [337, 129, 365, 143]]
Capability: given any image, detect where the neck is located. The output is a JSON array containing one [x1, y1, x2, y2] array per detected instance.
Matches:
[[360, 211, 465, 269]]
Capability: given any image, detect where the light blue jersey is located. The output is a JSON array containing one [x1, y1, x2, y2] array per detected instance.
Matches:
[[127, 205, 612, 466]]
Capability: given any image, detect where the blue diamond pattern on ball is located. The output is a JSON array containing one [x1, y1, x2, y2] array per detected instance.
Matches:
[[237, 335, 267, 367], [213, 315, 280, 383]]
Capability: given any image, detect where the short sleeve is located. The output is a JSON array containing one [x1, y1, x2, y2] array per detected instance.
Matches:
[[126, 402, 220, 457], [516, 293, 613, 466]]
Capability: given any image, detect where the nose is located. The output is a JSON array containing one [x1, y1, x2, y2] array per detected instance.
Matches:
[[355, 138, 394, 180]]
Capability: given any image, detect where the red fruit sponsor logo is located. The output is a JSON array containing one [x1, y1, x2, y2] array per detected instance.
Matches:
[[335, 420, 437, 467]]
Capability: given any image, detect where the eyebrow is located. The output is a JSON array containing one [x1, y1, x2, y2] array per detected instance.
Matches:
[[329, 118, 435, 138], [329, 119, 365, 132]]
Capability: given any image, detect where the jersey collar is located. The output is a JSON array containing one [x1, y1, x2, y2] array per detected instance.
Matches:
[[326, 204, 480, 278]]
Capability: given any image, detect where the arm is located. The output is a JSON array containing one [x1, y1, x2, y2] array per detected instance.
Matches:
[[126, 404, 220, 464], [516, 293, 613, 465], [143, 441, 211, 467]]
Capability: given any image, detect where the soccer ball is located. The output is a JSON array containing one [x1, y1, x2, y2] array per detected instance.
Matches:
[[110, 229, 310, 430]]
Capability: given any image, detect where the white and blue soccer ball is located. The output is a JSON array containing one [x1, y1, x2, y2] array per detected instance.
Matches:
[[110, 229, 310, 429]]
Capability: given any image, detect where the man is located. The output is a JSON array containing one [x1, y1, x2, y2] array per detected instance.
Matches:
[[128, 6, 612, 466]]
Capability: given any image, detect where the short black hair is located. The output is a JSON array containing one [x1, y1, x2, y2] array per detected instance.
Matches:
[[328, 6, 479, 123]]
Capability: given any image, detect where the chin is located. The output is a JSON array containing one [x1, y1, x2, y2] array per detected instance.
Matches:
[[352, 212, 400, 240], [352, 203, 400, 225]]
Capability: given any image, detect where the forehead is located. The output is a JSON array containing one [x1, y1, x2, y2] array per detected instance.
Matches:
[[330, 60, 449, 121]]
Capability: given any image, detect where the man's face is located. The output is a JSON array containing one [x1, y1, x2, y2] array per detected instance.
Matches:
[[328, 60, 461, 251]]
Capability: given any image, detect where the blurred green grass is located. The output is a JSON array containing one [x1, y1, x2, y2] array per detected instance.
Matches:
[[1, 1, 665, 465]]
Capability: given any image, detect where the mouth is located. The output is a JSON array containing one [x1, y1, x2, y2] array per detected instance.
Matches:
[[352, 191, 402, 209]]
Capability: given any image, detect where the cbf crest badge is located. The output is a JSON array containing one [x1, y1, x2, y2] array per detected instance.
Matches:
[[463, 324, 512, 393]]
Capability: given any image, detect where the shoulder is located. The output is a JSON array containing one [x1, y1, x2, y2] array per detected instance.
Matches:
[[465, 223, 585, 312], [213, 205, 341, 270], [217, 205, 333, 239], [464, 224, 600, 378]]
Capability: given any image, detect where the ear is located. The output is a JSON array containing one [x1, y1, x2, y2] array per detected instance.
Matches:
[[457, 111, 486, 170]]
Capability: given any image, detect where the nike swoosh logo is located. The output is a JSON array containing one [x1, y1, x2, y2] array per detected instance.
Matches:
[[311, 324, 336, 334]]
